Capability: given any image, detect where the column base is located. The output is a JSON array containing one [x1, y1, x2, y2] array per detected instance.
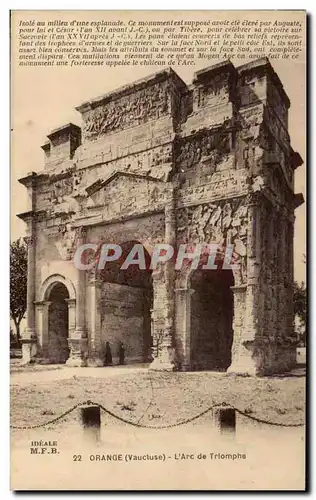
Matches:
[[21, 329, 37, 364], [227, 362, 258, 377], [87, 356, 104, 367], [180, 363, 190, 372], [149, 344, 175, 372], [227, 341, 263, 376], [149, 358, 175, 371], [66, 357, 87, 368], [66, 337, 88, 368]]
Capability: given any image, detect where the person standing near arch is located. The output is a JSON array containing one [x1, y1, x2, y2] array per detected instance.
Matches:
[[104, 341, 112, 366], [118, 342, 125, 365]]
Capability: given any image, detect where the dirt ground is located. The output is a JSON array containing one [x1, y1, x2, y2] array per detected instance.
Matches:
[[10, 364, 305, 429]]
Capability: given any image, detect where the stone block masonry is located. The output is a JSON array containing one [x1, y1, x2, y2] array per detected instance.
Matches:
[[18, 57, 304, 375]]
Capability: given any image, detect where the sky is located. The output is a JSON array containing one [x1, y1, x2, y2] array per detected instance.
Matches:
[[11, 11, 306, 282]]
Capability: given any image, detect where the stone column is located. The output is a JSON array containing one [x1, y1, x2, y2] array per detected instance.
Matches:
[[34, 300, 51, 360], [285, 217, 297, 369], [66, 227, 88, 367], [149, 191, 176, 371], [229, 194, 261, 375], [271, 211, 279, 338], [22, 234, 37, 363], [174, 287, 194, 371], [286, 219, 295, 338], [87, 277, 103, 367], [264, 208, 274, 337], [273, 209, 295, 371], [277, 209, 287, 342], [65, 298, 76, 336], [227, 285, 249, 373]]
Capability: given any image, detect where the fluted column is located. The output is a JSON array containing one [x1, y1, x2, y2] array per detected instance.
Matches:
[[149, 188, 176, 371], [34, 300, 51, 359], [66, 227, 88, 367], [65, 298, 76, 337], [22, 233, 37, 363], [277, 209, 287, 342], [174, 287, 194, 370], [163, 197, 176, 344], [286, 218, 295, 339], [244, 195, 260, 342], [87, 276, 103, 367], [228, 194, 262, 375]]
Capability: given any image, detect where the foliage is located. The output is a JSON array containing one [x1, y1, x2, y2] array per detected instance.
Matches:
[[10, 238, 27, 345], [293, 280, 307, 345]]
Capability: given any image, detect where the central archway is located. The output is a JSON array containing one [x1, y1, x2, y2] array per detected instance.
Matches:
[[190, 267, 234, 371], [97, 240, 153, 365], [47, 282, 70, 363]]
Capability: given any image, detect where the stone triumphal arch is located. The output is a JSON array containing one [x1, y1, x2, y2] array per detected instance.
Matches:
[[18, 58, 303, 375]]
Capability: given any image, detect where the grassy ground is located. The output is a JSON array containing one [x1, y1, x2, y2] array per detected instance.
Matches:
[[10, 369, 305, 428]]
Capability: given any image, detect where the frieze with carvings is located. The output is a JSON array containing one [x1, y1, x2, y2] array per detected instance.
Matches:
[[178, 169, 248, 206], [175, 126, 231, 171], [177, 198, 248, 284], [82, 83, 170, 140]]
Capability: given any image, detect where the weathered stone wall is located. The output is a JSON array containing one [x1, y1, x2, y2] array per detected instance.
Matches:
[[99, 282, 150, 364], [86, 213, 165, 249], [18, 58, 303, 374]]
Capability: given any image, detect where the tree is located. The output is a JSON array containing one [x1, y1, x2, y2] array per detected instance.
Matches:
[[10, 238, 27, 346], [293, 280, 307, 346]]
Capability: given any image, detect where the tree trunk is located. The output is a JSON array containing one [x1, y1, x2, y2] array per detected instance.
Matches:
[[13, 320, 21, 348]]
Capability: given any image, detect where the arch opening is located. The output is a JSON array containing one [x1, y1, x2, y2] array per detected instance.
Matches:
[[47, 282, 70, 364], [97, 240, 153, 365], [190, 267, 234, 371]]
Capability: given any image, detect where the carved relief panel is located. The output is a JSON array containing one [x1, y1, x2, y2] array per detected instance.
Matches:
[[175, 125, 232, 172], [192, 73, 231, 110], [82, 81, 171, 140], [177, 198, 248, 284]]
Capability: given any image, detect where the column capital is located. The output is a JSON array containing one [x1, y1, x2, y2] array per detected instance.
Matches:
[[25, 235, 37, 246], [76, 226, 87, 240], [230, 284, 247, 293], [65, 298, 76, 307], [34, 300, 52, 309], [175, 287, 195, 296], [246, 191, 262, 207]]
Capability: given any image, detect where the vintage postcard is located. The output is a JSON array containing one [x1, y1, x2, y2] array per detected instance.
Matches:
[[10, 10, 306, 490]]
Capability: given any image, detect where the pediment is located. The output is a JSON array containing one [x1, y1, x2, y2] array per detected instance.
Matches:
[[84, 171, 170, 219], [85, 171, 163, 197]]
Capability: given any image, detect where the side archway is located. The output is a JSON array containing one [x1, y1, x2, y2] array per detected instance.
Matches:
[[37, 275, 76, 363], [175, 250, 235, 371], [189, 267, 234, 371], [40, 274, 76, 302]]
